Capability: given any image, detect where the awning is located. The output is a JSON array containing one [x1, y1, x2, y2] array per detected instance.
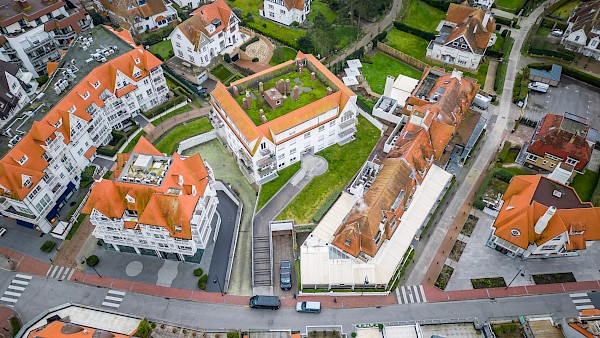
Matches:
[[155, 15, 166, 22]]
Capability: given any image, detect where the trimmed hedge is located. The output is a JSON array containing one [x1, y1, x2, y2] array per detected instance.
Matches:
[[420, 0, 456, 11], [194, 268, 204, 276], [240, 36, 259, 52], [142, 96, 187, 119], [97, 130, 128, 157], [86, 255, 99, 267], [393, 21, 436, 41], [494, 168, 514, 183], [498, 141, 512, 162], [40, 241, 56, 252], [312, 189, 342, 223], [142, 26, 175, 46], [541, 17, 568, 31], [528, 48, 574, 61], [495, 16, 517, 27]]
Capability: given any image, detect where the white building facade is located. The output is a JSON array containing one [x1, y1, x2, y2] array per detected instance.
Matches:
[[94, 0, 178, 34], [560, 0, 600, 60], [260, 0, 311, 26]]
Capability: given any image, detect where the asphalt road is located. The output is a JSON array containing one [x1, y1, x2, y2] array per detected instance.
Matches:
[[206, 190, 238, 293], [2, 270, 579, 332]]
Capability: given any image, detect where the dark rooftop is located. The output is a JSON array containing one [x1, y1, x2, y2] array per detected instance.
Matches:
[[533, 176, 591, 209]]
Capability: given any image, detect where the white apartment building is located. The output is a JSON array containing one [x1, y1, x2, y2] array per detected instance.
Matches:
[[83, 137, 219, 261], [95, 0, 178, 34], [0, 60, 35, 128], [426, 4, 495, 70], [210, 53, 359, 184], [0, 45, 168, 233], [170, 0, 243, 68], [0, 0, 92, 77], [561, 0, 600, 61], [260, 0, 311, 26]]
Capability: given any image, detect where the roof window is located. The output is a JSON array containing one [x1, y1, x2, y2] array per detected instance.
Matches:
[[134, 58, 141, 64], [344, 239, 351, 246], [92, 80, 100, 89], [18, 155, 28, 165], [510, 229, 520, 237]]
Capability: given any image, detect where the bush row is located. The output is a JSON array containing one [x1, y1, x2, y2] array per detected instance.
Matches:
[[240, 36, 260, 52], [420, 0, 456, 11], [541, 17, 568, 31], [142, 95, 187, 119], [494, 37, 514, 93], [312, 190, 342, 223], [393, 21, 435, 41], [528, 48, 574, 61], [495, 16, 517, 27], [142, 26, 175, 46]]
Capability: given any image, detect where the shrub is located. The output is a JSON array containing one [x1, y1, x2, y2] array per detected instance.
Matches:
[[528, 48, 574, 61], [245, 13, 254, 23], [375, 31, 387, 42], [197, 274, 208, 290], [494, 169, 514, 183], [86, 255, 99, 266], [137, 319, 152, 338], [40, 241, 56, 252], [232, 7, 244, 19], [393, 21, 436, 41], [420, 0, 453, 11], [474, 199, 487, 210], [224, 53, 231, 63], [291, 21, 299, 27], [297, 35, 313, 53], [495, 16, 516, 27], [262, 23, 267, 28], [252, 57, 259, 62], [227, 332, 240, 338], [240, 36, 260, 52], [193, 268, 204, 276], [80, 166, 96, 188], [36, 75, 49, 85], [150, 322, 157, 329]]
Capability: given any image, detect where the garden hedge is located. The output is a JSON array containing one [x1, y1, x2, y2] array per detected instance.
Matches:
[[240, 36, 260, 52], [528, 48, 574, 61], [393, 21, 436, 41], [541, 17, 568, 31], [40, 241, 56, 252], [495, 16, 516, 27]]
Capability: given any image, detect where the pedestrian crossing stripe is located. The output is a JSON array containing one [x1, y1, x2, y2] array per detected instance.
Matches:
[[570, 293, 595, 312], [102, 290, 126, 309], [0, 274, 32, 305], [46, 265, 75, 280], [396, 285, 427, 304]]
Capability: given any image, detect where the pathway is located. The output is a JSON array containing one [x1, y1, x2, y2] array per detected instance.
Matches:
[[484, 59, 499, 94], [236, 35, 275, 73], [252, 155, 327, 293], [52, 216, 94, 268], [145, 107, 211, 143], [405, 0, 556, 287]]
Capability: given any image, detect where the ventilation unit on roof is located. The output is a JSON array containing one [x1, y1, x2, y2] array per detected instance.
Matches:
[[552, 190, 562, 198]]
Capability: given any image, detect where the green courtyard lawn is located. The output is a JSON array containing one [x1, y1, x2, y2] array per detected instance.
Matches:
[[151, 105, 193, 126], [464, 58, 490, 86], [308, 0, 338, 23], [211, 65, 234, 83], [536, 26, 552, 37], [385, 29, 430, 60], [550, 0, 579, 20], [571, 170, 599, 202], [362, 52, 422, 94], [154, 118, 214, 154], [257, 162, 302, 211], [123, 131, 147, 154], [400, 0, 446, 33], [494, 0, 527, 12], [277, 115, 381, 223], [149, 40, 173, 60], [270, 46, 298, 66]]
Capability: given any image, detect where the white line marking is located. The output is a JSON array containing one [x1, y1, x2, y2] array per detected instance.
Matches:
[[7, 285, 24, 292], [12, 280, 29, 286], [419, 285, 427, 302], [108, 290, 126, 296], [15, 274, 32, 280], [101, 301, 121, 308], [104, 295, 123, 302], [576, 305, 595, 310], [570, 293, 589, 297], [3, 291, 21, 297], [0, 297, 18, 303], [573, 299, 592, 304]]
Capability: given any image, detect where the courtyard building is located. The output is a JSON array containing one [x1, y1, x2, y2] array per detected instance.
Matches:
[[0, 0, 93, 77], [83, 137, 220, 261], [0, 28, 168, 233], [561, 0, 600, 61], [487, 175, 600, 258], [94, 0, 179, 34], [301, 67, 479, 289], [426, 4, 495, 70], [170, 0, 243, 68], [523, 113, 596, 175], [209, 52, 359, 184], [259, 0, 311, 26], [0, 60, 35, 128]]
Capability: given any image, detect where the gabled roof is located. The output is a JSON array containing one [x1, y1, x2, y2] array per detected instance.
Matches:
[[97, 0, 168, 20], [177, 0, 235, 47], [527, 114, 594, 171], [281, 0, 307, 11], [442, 4, 495, 54], [26, 321, 131, 338], [568, 0, 600, 39]]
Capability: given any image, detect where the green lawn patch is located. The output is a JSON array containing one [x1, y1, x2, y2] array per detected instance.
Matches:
[[66, 214, 86, 240], [401, 0, 446, 33], [385, 29, 430, 60], [151, 105, 193, 126], [154, 118, 214, 154], [495, 0, 527, 11], [235, 69, 328, 125], [277, 115, 380, 223], [257, 162, 301, 211], [536, 26, 551, 37], [308, 0, 337, 23], [464, 58, 490, 86], [362, 52, 422, 94], [333, 25, 359, 50], [550, 0, 579, 20], [571, 170, 599, 202], [148, 40, 173, 60], [211, 65, 234, 83], [270, 46, 298, 66], [471, 277, 507, 289], [123, 131, 147, 154]]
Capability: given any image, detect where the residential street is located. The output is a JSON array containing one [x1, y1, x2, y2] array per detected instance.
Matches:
[[405, 0, 557, 286]]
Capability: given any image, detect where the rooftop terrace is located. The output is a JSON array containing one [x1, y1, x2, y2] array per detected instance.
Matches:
[[0, 25, 134, 158], [232, 65, 335, 126], [118, 154, 173, 187]]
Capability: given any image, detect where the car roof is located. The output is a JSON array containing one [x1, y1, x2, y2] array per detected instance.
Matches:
[[305, 301, 321, 307]]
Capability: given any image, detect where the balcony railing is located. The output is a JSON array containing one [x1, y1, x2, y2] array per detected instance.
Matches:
[[339, 126, 357, 139], [259, 148, 271, 156], [24, 37, 55, 53], [339, 117, 358, 130], [2, 44, 16, 54], [256, 155, 275, 168], [53, 30, 76, 40]]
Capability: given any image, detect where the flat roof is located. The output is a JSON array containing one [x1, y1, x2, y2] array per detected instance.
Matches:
[[0, 25, 134, 158], [347, 59, 362, 69], [345, 67, 361, 77], [343, 76, 359, 86]]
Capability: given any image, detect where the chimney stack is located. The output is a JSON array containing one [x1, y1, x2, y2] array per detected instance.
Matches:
[[242, 97, 251, 109], [260, 109, 267, 123], [232, 85, 239, 97], [285, 79, 291, 94], [292, 86, 299, 101], [259, 81, 264, 92], [276, 79, 285, 93], [310, 72, 315, 82], [326, 87, 332, 96], [534, 206, 557, 234]]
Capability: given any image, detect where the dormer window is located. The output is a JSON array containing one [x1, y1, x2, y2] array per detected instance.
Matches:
[[133, 71, 141, 78], [54, 119, 62, 128], [344, 239, 351, 246], [81, 91, 90, 100], [125, 194, 135, 203], [22, 176, 32, 188], [510, 229, 520, 236], [68, 105, 76, 113], [18, 155, 28, 165], [134, 58, 140, 64], [92, 80, 100, 89]]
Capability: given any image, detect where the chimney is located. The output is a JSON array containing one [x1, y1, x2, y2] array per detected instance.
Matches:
[[260, 109, 267, 123], [276, 79, 284, 93], [259, 81, 264, 92], [292, 86, 299, 101], [15, 0, 29, 8], [232, 85, 239, 97], [285, 79, 291, 94], [243, 97, 251, 109], [450, 69, 463, 82], [326, 87, 332, 96], [534, 206, 557, 234], [483, 12, 493, 28], [311, 72, 315, 82]]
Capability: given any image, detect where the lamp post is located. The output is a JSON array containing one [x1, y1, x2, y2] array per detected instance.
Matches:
[[81, 257, 102, 278], [505, 266, 524, 289], [361, 275, 369, 296], [213, 275, 224, 296]]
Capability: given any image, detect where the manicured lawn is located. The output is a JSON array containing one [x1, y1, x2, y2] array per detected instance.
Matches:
[[277, 115, 380, 223], [571, 170, 599, 202], [236, 69, 328, 125], [149, 40, 173, 60], [154, 118, 214, 154], [536, 26, 552, 37], [123, 131, 148, 153], [464, 58, 490, 86], [495, 0, 527, 11], [333, 25, 359, 50], [257, 162, 301, 211], [362, 52, 422, 94], [550, 0, 579, 20], [401, 0, 446, 33], [308, 0, 337, 23], [270, 46, 298, 66], [385, 29, 430, 60], [151, 105, 193, 126], [491, 35, 505, 53], [211, 65, 234, 83]]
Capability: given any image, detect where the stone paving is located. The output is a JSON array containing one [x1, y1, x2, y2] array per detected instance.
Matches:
[[244, 39, 270, 62]]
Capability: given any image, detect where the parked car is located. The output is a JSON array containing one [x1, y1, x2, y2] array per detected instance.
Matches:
[[551, 29, 564, 37], [528, 82, 549, 93], [280, 260, 292, 290], [0, 228, 6, 237], [249, 295, 280, 309], [296, 301, 321, 313]]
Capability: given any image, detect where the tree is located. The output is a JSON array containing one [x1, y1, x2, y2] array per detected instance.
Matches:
[[297, 35, 313, 53], [137, 319, 152, 338], [311, 12, 336, 55]]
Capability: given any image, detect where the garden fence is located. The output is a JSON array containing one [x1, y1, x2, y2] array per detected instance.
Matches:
[[376, 42, 427, 71]]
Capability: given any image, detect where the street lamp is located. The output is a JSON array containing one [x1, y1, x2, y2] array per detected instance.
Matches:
[[213, 275, 224, 296], [505, 266, 524, 289], [361, 275, 369, 296], [81, 257, 102, 278]]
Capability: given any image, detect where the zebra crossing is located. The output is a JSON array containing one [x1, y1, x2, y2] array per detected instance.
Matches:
[[102, 289, 126, 309], [396, 285, 427, 304], [46, 265, 75, 280], [570, 293, 595, 313], [0, 274, 32, 305]]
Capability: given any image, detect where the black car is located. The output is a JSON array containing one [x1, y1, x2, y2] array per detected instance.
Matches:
[[280, 260, 292, 290]]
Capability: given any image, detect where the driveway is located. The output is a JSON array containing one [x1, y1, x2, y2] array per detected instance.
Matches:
[[272, 233, 296, 297], [0, 217, 58, 263]]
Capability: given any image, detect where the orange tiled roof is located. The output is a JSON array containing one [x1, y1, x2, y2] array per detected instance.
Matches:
[[27, 321, 132, 338], [178, 0, 234, 47], [84, 146, 97, 159], [98, 0, 167, 20], [444, 4, 494, 53]]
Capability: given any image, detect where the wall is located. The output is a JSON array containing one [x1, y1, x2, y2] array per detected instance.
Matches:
[[376, 42, 427, 71]]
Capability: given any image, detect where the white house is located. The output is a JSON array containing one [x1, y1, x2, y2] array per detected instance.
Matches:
[[170, 0, 243, 68], [470, 0, 494, 10], [171, 0, 203, 11], [210, 52, 359, 184], [83, 137, 219, 261], [0, 43, 168, 233], [372, 74, 419, 124], [426, 4, 495, 71], [95, 0, 178, 34], [0, 61, 36, 128], [0, 0, 92, 77], [561, 0, 600, 61], [260, 0, 311, 26]]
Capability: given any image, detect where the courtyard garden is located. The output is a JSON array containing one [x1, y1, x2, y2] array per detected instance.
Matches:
[[154, 117, 213, 154], [148, 40, 173, 60], [361, 52, 422, 94], [384, 29, 429, 60], [548, 0, 579, 20], [269, 46, 298, 66]]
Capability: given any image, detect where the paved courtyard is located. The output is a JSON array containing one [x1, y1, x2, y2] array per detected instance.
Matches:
[[0, 218, 58, 262], [446, 209, 600, 291]]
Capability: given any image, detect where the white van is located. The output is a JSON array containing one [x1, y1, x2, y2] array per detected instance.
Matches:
[[528, 82, 549, 93], [296, 301, 321, 313]]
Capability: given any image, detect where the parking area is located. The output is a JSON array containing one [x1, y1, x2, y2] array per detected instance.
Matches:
[[0, 217, 59, 262], [524, 76, 600, 130], [272, 232, 296, 297]]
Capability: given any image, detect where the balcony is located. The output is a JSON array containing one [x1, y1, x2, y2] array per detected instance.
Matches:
[[53, 30, 76, 40], [256, 155, 275, 168], [237, 149, 253, 166], [24, 37, 55, 53], [339, 117, 358, 130], [339, 126, 357, 139], [259, 148, 272, 157], [2, 44, 17, 55]]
